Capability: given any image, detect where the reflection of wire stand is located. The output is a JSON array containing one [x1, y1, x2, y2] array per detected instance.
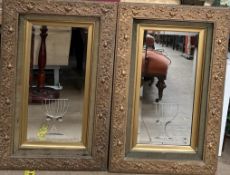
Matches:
[[43, 98, 69, 135], [153, 102, 179, 144]]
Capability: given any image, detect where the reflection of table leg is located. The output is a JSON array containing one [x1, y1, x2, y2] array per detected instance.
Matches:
[[54, 67, 60, 86], [156, 76, 166, 102], [37, 26, 48, 88], [32, 66, 62, 90]]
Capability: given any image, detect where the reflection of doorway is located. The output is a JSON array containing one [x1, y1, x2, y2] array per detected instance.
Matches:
[[69, 28, 88, 76]]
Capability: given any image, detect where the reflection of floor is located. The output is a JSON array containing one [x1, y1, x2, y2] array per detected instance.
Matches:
[[27, 67, 84, 143], [138, 44, 195, 145]]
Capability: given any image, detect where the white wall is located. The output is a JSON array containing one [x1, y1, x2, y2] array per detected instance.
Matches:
[[219, 54, 230, 156]]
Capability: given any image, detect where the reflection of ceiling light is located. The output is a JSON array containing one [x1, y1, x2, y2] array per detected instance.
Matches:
[[157, 31, 198, 36]]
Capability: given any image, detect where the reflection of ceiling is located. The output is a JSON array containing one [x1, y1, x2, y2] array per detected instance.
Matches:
[[156, 31, 198, 36]]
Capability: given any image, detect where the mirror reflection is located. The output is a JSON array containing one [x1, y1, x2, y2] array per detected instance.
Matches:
[[137, 30, 199, 146], [26, 24, 91, 143]]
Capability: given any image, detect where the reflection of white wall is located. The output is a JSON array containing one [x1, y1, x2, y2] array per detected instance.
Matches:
[[204, 0, 214, 6], [33, 25, 71, 66], [192, 48, 197, 89], [220, 0, 230, 6]]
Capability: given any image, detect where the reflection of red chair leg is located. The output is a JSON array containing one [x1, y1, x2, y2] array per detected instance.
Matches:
[[156, 76, 166, 102]]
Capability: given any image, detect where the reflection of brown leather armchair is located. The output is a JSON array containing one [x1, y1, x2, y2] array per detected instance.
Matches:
[[142, 50, 171, 102]]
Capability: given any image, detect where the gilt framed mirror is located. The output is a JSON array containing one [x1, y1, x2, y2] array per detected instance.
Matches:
[[0, 0, 117, 170], [110, 3, 230, 175]]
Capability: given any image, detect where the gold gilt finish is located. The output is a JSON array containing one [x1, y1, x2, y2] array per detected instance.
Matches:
[[19, 19, 94, 150], [131, 25, 206, 153], [110, 2, 230, 175], [0, 0, 117, 170]]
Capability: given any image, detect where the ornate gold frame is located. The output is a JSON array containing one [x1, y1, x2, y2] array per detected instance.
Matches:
[[110, 3, 230, 175], [0, 0, 117, 170]]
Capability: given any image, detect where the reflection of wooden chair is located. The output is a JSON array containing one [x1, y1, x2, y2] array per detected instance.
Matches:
[[142, 34, 171, 102]]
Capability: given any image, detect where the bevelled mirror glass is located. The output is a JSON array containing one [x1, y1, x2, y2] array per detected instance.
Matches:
[[15, 15, 99, 150], [127, 21, 213, 155], [137, 30, 199, 146]]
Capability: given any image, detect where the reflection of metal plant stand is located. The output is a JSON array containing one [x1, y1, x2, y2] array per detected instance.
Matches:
[[153, 102, 179, 144], [43, 99, 69, 135]]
